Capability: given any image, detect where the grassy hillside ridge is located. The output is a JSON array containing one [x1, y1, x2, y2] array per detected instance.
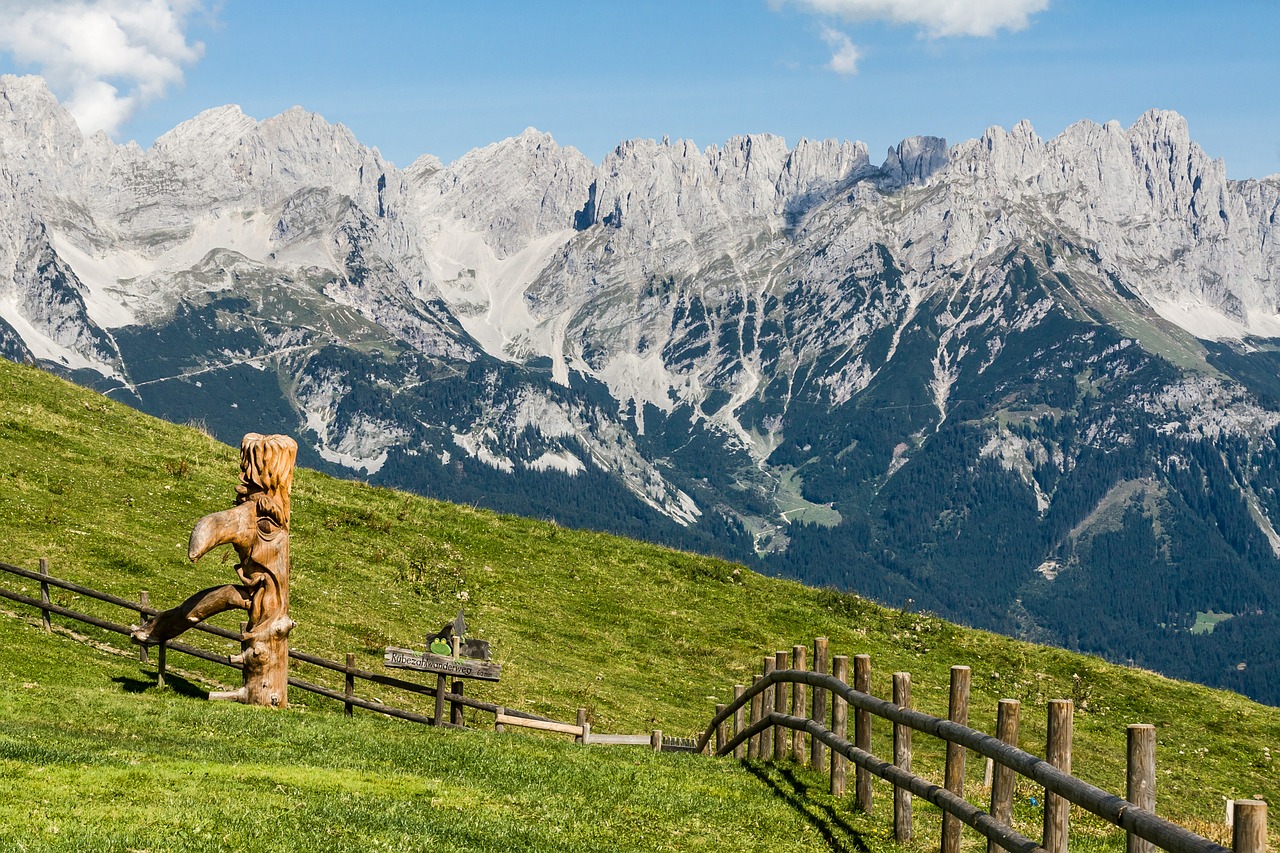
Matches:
[[0, 356, 1276, 845]]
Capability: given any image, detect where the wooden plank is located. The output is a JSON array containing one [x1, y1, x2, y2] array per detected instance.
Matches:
[[1232, 801, 1267, 853], [855, 653, 873, 812], [774, 650, 789, 761], [137, 591, 150, 663], [749, 675, 763, 759], [943, 666, 972, 853], [452, 682, 465, 727], [588, 734, 652, 746], [39, 558, 50, 632], [811, 637, 829, 770], [894, 671, 914, 843], [1044, 699, 1073, 853], [1127, 724, 1156, 853], [761, 655, 775, 758], [989, 699, 1021, 853], [292, 648, 499, 712], [0, 560, 174, 620], [733, 684, 746, 760], [344, 653, 356, 718], [384, 646, 502, 681], [433, 674, 446, 727], [287, 676, 459, 729], [831, 655, 849, 797], [792, 644, 807, 764], [495, 712, 583, 737]]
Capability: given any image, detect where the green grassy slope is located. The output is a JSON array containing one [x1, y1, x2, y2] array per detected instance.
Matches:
[[1, 625, 851, 852], [0, 357, 1276, 851]]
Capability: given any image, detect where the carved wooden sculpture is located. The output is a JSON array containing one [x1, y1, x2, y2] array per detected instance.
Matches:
[[132, 433, 298, 707]]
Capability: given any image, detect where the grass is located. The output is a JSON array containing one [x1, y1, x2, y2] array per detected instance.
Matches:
[[1190, 611, 1235, 636], [0, 357, 1277, 851], [776, 465, 843, 527], [1, 622, 858, 852]]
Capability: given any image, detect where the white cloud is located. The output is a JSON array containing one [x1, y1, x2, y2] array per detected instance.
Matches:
[[780, 0, 1050, 38], [821, 28, 861, 75], [0, 0, 204, 137]]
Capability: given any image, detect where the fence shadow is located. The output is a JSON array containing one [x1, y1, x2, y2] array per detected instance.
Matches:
[[745, 760, 871, 853], [112, 673, 206, 700]]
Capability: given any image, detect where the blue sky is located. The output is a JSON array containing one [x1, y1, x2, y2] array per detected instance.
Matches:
[[1, 1, 1277, 178]]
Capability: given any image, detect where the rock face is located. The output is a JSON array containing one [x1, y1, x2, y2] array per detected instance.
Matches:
[[6, 73, 1280, 703]]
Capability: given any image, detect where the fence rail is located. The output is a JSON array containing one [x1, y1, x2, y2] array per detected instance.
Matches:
[[699, 645, 1267, 853], [0, 559, 679, 749], [5, 558, 1270, 849]]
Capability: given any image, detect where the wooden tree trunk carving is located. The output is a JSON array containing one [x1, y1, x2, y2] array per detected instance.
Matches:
[[132, 434, 298, 708]]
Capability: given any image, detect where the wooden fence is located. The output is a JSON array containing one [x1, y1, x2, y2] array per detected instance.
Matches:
[[698, 640, 1268, 853], [4, 559, 1269, 850], [0, 559, 676, 750]]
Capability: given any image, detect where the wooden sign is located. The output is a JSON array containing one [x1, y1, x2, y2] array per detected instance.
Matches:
[[384, 646, 502, 682]]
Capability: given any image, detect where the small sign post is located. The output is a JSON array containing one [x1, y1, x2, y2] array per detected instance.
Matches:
[[384, 647, 502, 682]]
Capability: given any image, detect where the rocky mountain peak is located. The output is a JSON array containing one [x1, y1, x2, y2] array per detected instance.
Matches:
[[881, 135, 948, 186], [414, 127, 596, 259], [0, 74, 85, 172], [152, 104, 255, 156]]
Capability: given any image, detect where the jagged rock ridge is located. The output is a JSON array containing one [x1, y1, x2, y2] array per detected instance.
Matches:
[[5, 74, 1280, 703]]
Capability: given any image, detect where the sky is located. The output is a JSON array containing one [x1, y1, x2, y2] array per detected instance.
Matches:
[[0, 1, 1276, 179]]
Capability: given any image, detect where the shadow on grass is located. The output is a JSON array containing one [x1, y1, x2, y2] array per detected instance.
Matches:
[[112, 672, 207, 699], [745, 760, 871, 853]]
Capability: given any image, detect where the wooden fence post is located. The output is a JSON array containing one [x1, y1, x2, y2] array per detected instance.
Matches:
[[344, 653, 355, 718], [855, 653, 873, 812], [1044, 699, 1074, 853], [792, 644, 807, 764], [1233, 800, 1267, 853], [39, 557, 51, 632], [893, 671, 913, 842], [774, 650, 789, 762], [733, 684, 746, 759], [575, 708, 588, 744], [761, 655, 775, 759], [494, 706, 505, 733], [715, 703, 727, 754], [749, 675, 763, 759], [453, 682, 466, 727], [811, 637, 829, 770], [988, 699, 1021, 853], [831, 654, 849, 797], [1127, 724, 1156, 853], [137, 590, 150, 663], [942, 665, 971, 853], [651, 730, 663, 752], [433, 674, 446, 726]]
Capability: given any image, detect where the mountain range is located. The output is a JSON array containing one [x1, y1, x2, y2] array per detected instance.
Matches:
[[3, 74, 1280, 703]]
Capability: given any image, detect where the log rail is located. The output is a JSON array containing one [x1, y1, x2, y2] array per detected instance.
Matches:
[[3, 558, 1271, 852], [698, 646, 1268, 853], [0, 559, 674, 747]]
